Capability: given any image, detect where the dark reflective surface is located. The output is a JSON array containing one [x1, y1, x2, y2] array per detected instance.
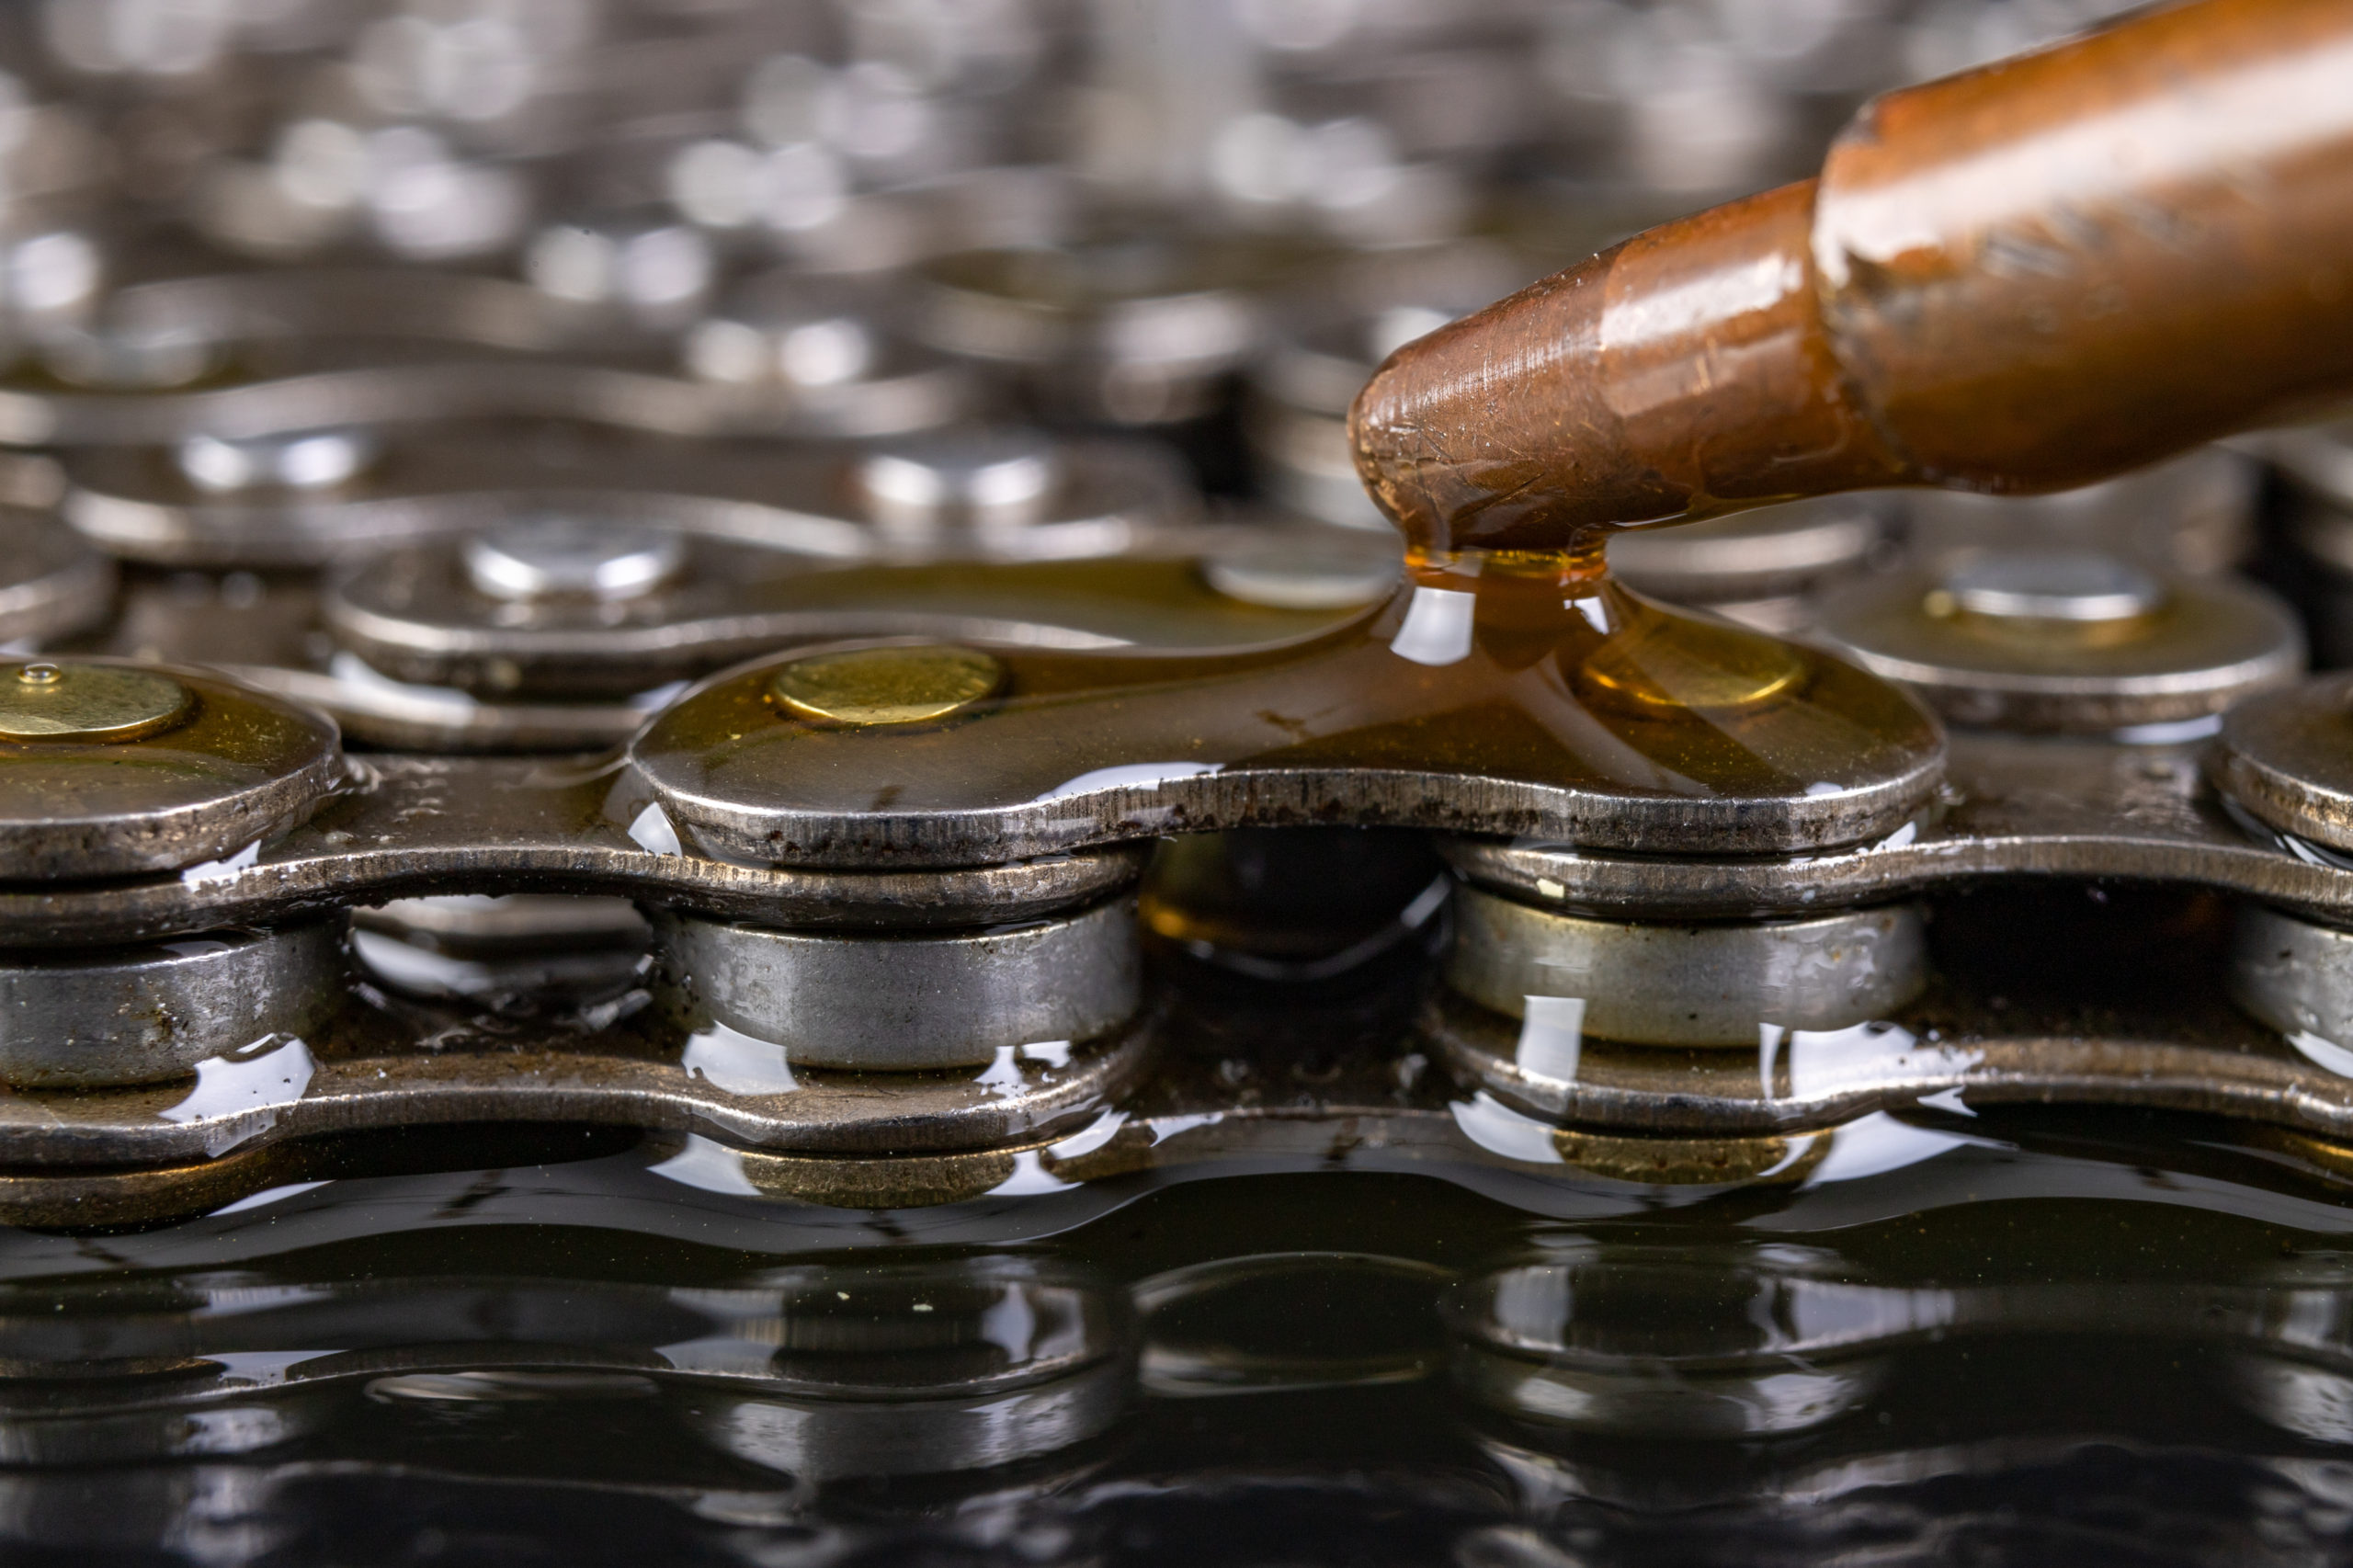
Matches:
[[13, 1091, 2353, 1564]]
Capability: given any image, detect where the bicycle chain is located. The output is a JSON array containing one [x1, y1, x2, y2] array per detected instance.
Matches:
[[0, 266, 2340, 1208]]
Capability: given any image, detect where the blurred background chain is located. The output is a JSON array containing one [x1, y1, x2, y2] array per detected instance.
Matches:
[[0, 0, 2271, 699], [0, 0, 2259, 702]]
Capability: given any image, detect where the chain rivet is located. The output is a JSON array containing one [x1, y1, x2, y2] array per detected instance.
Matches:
[[770, 645, 1005, 727], [0, 662, 192, 743]]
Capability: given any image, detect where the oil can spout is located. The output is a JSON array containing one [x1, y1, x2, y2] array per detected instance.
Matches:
[[1352, 0, 2353, 554]]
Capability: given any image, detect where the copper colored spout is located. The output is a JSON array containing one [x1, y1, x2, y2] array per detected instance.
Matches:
[[1351, 0, 2353, 556]]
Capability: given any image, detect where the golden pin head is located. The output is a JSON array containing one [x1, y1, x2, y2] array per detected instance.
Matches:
[[769, 644, 1005, 727], [0, 662, 192, 743]]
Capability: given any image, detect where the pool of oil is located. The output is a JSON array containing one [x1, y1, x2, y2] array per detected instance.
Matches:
[[10, 1087, 2353, 1564]]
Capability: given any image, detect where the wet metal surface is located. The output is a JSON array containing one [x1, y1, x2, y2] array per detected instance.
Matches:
[[13, 1075, 2353, 1561]]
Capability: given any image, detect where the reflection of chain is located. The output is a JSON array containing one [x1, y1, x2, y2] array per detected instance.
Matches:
[[3, 1224, 2350, 1515]]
